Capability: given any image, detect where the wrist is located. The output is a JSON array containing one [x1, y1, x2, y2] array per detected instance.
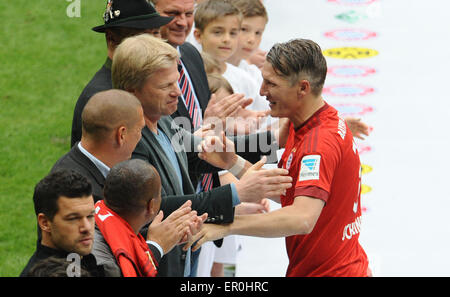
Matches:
[[228, 155, 245, 177]]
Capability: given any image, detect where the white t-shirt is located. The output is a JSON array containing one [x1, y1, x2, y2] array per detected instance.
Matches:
[[223, 62, 269, 112]]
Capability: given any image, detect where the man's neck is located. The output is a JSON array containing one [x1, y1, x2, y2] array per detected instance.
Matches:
[[79, 139, 115, 169], [291, 96, 325, 129], [145, 116, 159, 134]]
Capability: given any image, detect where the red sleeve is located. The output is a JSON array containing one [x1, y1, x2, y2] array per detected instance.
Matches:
[[294, 185, 329, 203], [117, 256, 138, 277], [295, 134, 341, 195]]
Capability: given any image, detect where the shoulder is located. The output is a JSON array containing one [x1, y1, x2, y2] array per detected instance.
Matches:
[[92, 228, 122, 277], [180, 42, 201, 57], [51, 147, 80, 172], [77, 65, 112, 104]]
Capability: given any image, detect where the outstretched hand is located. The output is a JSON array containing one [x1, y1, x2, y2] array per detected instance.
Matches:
[[235, 156, 293, 203], [345, 117, 369, 140], [197, 131, 237, 170]]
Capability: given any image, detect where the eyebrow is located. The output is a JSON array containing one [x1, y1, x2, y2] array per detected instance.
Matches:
[[63, 210, 95, 218]]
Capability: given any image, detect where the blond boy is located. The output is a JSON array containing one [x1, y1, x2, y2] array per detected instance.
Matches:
[[194, 0, 269, 116], [228, 0, 268, 76]]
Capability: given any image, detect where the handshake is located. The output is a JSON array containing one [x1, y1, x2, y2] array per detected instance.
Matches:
[[147, 152, 293, 255]]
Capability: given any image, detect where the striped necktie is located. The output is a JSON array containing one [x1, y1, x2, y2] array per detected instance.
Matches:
[[177, 60, 213, 192]]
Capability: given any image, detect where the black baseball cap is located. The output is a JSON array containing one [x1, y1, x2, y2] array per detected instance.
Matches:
[[92, 0, 173, 33]]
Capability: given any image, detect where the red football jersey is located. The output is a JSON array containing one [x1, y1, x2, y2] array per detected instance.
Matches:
[[278, 102, 369, 277]]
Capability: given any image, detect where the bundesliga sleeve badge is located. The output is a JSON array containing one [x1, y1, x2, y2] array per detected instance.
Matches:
[[299, 155, 321, 181]]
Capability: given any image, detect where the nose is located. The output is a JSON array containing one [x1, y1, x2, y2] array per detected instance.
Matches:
[[80, 217, 93, 234], [259, 81, 267, 97], [173, 83, 182, 97], [175, 14, 187, 28], [247, 34, 255, 45]]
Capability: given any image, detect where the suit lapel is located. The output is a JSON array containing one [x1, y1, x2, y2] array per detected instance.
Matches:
[[158, 117, 195, 195], [141, 124, 184, 195]]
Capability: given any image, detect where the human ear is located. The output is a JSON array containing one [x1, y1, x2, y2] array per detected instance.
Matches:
[[116, 126, 127, 146], [298, 80, 311, 98], [37, 213, 51, 234], [193, 28, 203, 43], [147, 198, 161, 220]]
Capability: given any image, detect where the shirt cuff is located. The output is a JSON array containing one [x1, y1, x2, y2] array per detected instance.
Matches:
[[146, 240, 164, 257], [230, 183, 241, 207]]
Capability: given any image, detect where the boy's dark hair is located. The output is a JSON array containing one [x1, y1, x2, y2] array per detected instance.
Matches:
[[194, 0, 242, 32], [33, 170, 93, 220], [103, 159, 161, 217], [266, 38, 328, 96]]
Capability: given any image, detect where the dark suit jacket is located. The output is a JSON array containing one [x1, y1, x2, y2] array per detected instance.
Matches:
[[71, 58, 112, 148], [171, 42, 214, 188], [132, 116, 235, 277], [50, 143, 105, 202]]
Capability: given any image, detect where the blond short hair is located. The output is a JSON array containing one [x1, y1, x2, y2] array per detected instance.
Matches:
[[194, 0, 242, 32], [207, 73, 234, 95], [112, 34, 179, 91], [201, 52, 223, 74]]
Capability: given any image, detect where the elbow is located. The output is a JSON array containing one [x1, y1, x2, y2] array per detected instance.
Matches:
[[291, 215, 318, 235]]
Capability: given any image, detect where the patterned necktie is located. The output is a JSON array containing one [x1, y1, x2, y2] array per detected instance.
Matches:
[[177, 60, 213, 192]]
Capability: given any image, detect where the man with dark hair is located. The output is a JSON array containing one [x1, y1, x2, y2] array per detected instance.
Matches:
[[20, 170, 103, 277], [93, 159, 203, 277], [187, 39, 371, 277]]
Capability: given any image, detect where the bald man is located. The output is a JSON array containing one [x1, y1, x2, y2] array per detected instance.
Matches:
[[50, 89, 201, 276], [52, 89, 145, 201]]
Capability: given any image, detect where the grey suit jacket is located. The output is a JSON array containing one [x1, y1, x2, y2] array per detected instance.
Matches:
[[132, 116, 235, 277]]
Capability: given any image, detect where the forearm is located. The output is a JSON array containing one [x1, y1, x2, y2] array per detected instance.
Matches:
[[227, 206, 312, 238]]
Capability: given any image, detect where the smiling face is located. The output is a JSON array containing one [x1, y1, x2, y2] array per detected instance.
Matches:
[[195, 15, 241, 63], [260, 61, 300, 120], [40, 196, 95, 256], [133, 61, 181, 121], [155, 0, 195, 46]]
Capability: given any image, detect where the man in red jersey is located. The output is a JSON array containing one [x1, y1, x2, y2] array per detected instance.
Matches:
[[185, 38, 370, 277]]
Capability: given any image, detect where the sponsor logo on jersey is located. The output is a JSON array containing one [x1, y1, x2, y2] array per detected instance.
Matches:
[[299, 155, 321, 181]]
